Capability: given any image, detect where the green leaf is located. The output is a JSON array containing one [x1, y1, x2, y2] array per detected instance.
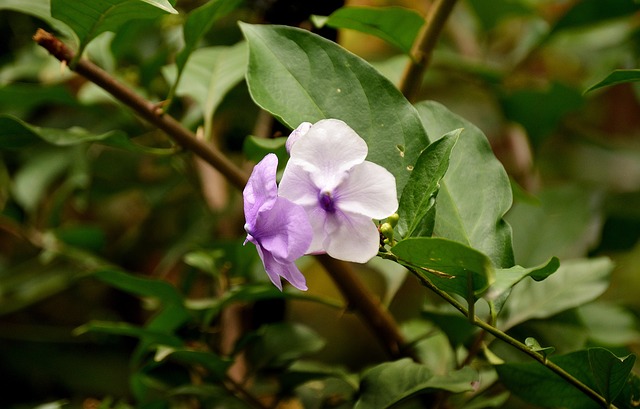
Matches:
[[191, 283, 341, 326], [397, 129, 461, 238], [50, 0, 178, 57], [318, 6, 425, 54], [614, 372, 640, 409], [585, 69, 640, 93], [354, 359, 476, 409], [11, 148, 72, 213], [0, 114, 164, 153], [281, 361, 354, 392], [501, 82, 583, 146], [421, 309, 476, 348], [75, 321, 183, 347], [0, 83, 77, 114], [183, 249, 225, 276], [485, 257, 559, 312], [466, 0, 533, 31], [391, 237, 494, 298], [0, 0, 76, 41], [171, 0, 243, 96], [247, 323, 326, 369], [0, 260, 86, 315], [164, 43, 248, 136], [589, 348, 636, 404], [525, 337, 555, 358], [498, 257, 613, 330], [54, 225, 106, 253], [495, 350, 601, 409], [240, 23, 429, 194], [93, 269, 183, 306], [549, 0, 640, 35], [155, 347, 231, 380], [242, 136, 288, 168], [506, 185, 602, 267], [579, 302, 640, 346], [416, 101, 514, 268], [0, 114, 123, 148]]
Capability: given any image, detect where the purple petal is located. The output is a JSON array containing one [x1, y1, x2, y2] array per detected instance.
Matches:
[[244, 154, 278, 231], [251, 196, 313, 263], [256, 244, 308, 291], [334, 161, 398, 219]]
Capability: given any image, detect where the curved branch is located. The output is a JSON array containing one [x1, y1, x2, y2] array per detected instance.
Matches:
[[34, 29, 248, 190]]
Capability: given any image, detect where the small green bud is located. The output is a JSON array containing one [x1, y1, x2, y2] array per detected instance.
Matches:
[[386, 213, 400, 228], [380, 222, 394, 242]]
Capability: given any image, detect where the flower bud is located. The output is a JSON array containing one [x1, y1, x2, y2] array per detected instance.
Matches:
[[386, 213, 400, 228], [380, 222, 394, 243]]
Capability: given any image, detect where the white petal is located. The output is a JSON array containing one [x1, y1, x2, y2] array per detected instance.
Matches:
[[289, 119, 367, 191], [286, 121, 312, 153], [279, 162, 320, 207], [324, 211, 381, 263], [305, 205, 329, 254], [335, 161, 398, 219]]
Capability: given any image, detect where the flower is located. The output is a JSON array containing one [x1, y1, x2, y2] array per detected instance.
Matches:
[[243, 153, 313, 290], [279, 119, 398, 263]]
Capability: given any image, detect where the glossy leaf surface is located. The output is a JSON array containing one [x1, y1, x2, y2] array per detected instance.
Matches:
[[585, 69, 640, 93], [486, 257, 559, 312], [172, 0, 243, 93], [416, 101, 514, 268], [496, 350, 600, 409], [355, 359, 476, 409], [392, 237, 494, 298], [51, 0, 177, 56], [588, 348, 636, 405], [0, 114, 152, 152], [241, 23, 429, 193], [318, 6, 424, 54], [499, 257, 613, 330], [397, 129, 460, 238]]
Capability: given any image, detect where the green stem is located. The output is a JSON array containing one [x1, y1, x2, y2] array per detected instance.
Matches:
[[399, 0, 459, 101], [407, 265, 608, 408]]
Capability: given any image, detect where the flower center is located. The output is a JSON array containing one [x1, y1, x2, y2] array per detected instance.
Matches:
[[318, 191, 336, 213]]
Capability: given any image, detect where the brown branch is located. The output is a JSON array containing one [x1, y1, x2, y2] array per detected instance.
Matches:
[[34, 28, 415, 362], [317, 255, 419, 362], [399, 0, 459, 102], [33, 29, 248, 190]]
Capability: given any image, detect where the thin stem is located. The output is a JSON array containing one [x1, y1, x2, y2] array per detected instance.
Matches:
[[408, 266, 608, 408], [33, 29, 415, 362], [399, 0, 458, 102]]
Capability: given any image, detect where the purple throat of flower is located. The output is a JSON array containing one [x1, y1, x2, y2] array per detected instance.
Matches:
[[318, 191, 336, 213]]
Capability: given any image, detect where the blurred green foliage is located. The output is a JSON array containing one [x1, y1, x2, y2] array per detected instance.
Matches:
[[0, 0, 639, 408]]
